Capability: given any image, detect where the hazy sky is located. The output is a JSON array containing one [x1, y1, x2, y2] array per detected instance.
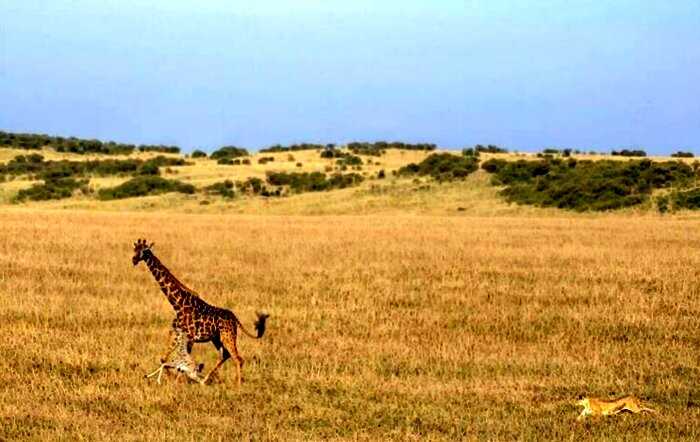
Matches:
[[1, 1, 698, 153]]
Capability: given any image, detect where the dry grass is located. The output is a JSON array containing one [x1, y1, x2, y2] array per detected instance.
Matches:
[[1, 210, 699, 440]]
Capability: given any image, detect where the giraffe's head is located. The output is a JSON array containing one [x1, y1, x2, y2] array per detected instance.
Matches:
[[132, 239, 155, 266]]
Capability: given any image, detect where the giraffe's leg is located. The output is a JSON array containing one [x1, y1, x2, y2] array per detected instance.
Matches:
[[159, 327, 180, 363], [221, 326, 244, 386], [144, 329, 178, 381], [146, 328, 188, 383], [145, 362, 177, 384], [201, 336, 230, 385]]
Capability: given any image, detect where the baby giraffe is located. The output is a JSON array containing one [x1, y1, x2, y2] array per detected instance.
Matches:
[[132, 239, 269, 385], [576, 395, 657, 420]]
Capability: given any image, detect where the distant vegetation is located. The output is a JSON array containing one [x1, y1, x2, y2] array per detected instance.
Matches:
[[474, 144, 508, 154], [211, 146, 249, 162], [260, 143, 330, 153], [204, 180, 235, 199], [482, 158, 695, 211], [0, 155, 188, 182], [0, 130, 180, 155], [671, 151, 694, 158], [261, 141, 436, 156], [335, 154, 363, 168], [611, 149, 647, 157], [397, 153, 479, 181], [347, 141, 437, 156], [266, 171, 364, 193], [320, 148, 345, 159], [190, 150, 208, 158], [13, 177, 89, 203], [319, 149, 364, 170], [98, 176, 195, 200]]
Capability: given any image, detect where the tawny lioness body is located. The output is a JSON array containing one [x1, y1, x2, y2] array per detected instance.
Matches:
[[576, 396, 657, 420], [132, 239, 269, 386]]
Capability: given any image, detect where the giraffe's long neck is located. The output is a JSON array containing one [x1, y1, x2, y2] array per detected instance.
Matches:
[[144, 253, 196, 311]]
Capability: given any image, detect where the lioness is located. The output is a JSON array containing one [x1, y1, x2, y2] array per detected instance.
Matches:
[[576, 395, 657, 420]]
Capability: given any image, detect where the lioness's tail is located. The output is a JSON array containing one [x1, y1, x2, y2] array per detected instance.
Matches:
[[640, 406, 657, 414], [238, 312, 269, 339]]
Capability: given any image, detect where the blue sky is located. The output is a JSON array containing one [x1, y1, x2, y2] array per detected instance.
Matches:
[[1, 1, 698, 154]]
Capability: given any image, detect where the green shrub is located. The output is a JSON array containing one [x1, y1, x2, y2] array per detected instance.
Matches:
[[397, 153, 479, 181], [191, 150, 207, 158], [320, 148, 342, 159], [137, 161, 160, 176], [474, 144, 507, 154], [265, 171, 364, 193], [612, 149, 646, 157], [13, 178, 88, 202], [0, 154, 188, 180], [671, 151, 694, 158], [666, 188, 700, 211], [210, 146, 249, 160], [98, 176, 195, 200], [260, 143, 329, 153], [347, 141, 435, 155], [205, 180, 235, 199], [137, 145, 180, 154], [237, 177, 274, 195], [336, 155, 362, 167], [482, 158, 694, 211]]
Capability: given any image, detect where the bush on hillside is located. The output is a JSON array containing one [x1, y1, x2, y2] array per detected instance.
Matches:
[[397, 153, 479, 181], [266, 171, 364, 193], [612, 149, 647, 157], [210, 146, 249, 160], [671, 151, 694, 158], [98, 176, 195, 200], [336, 155, 362, 167], [137, 145, 180, 154], [260, 143, 329, 153], [481, 158, 695, 211], [0, 155, 189, 180], [205, 180, 235, 199], [474, 144, 508, 154], [13, 178, 88, 202], [320, 148, 344, 159], [659, 188, 700, 212], [348, 141, 436, 154], [462, 148, 480, 157], [191, 150, 207, 158], [0, 130, 190, 155]]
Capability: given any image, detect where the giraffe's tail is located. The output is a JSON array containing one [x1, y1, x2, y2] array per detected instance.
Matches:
[[238, 312, 269, 339]]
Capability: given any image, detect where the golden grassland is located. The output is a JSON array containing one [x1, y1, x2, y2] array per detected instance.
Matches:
[[1, 210, 699, 440]]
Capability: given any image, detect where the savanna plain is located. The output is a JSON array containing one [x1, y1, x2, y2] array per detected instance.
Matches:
[[1, 209, 700, 441]]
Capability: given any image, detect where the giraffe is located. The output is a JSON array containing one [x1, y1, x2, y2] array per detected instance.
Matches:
[[132, 239, 269, 386], [144, 328, 204, 384]]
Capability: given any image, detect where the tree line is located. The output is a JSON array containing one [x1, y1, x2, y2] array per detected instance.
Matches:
[[0, 131, 180, 155]]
